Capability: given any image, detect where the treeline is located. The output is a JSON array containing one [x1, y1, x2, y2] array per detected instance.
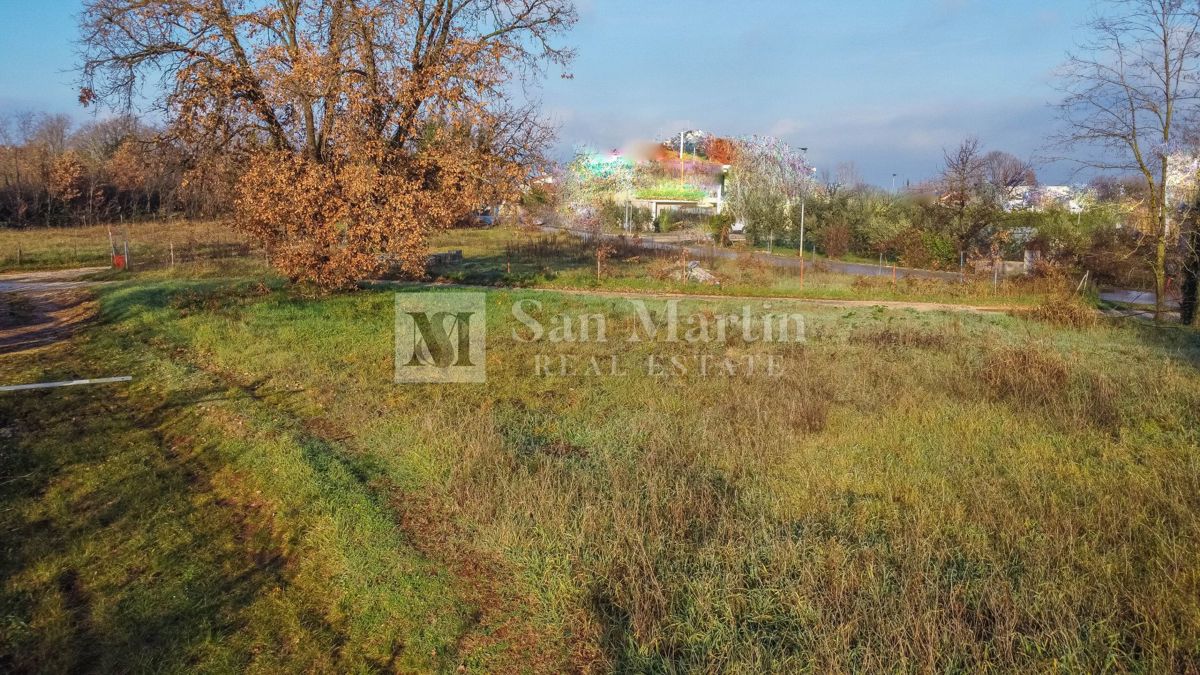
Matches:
[[0, 111, 233, 226], [739, 142, 1153, 288]]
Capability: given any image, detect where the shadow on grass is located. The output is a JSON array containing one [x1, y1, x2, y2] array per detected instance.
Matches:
[[1121, 319, 1200, 370], [0, 383, 290, 673], [424, 249, 598, 287]]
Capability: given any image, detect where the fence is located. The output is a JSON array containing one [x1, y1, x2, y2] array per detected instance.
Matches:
[[0, 221, 262, 271]]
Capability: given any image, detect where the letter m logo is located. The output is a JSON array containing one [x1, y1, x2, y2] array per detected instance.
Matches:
[[395, 292, 486, 383]]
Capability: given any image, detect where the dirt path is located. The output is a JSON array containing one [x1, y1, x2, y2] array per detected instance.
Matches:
[[0, 267, 107, 355], [385, 280, 1019, 314]]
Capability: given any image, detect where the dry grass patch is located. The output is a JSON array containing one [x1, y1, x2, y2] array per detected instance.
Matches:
[[1024, 297, 1100, 329], [979, 344, 1071, 407], [848, 324, 951, 351]]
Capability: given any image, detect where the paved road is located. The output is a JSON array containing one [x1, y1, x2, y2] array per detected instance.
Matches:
[[1098, 287, 1179, 309]]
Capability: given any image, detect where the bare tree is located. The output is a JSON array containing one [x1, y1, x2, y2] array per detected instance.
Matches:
[[939, 137, 990, 253], [981, 150, 1036, 203], [1054, 0, 1200, 320]]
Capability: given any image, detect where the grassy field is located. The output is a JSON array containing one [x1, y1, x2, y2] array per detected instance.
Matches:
[[0, 220, 1070, 310], [2, 242, 1199, 671], [426, 227, 1070, 308], [0, 220, 255, 272]]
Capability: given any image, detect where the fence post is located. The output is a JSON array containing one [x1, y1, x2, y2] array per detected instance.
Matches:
[[170, 242, 175, 268], [124, 241, 130, 270]]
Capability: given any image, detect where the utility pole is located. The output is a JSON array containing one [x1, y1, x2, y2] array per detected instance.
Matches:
[[892, 173, 897, 194]]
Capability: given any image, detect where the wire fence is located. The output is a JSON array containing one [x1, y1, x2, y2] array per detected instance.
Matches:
[[0, 222, 264, 271]]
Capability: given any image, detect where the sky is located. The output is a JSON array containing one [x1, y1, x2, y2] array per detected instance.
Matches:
[[0, 0, 1099, 186]]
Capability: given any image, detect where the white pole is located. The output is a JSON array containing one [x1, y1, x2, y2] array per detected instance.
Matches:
[[0, 376, 132, 392], [799, 148, 809, 270], [799, 196, 806, 267]]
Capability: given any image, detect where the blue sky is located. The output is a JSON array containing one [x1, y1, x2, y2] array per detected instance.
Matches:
[[0, 0, 1097, 185]]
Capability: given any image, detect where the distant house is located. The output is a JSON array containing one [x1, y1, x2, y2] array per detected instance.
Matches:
[[1005, 185, 1086, 214]]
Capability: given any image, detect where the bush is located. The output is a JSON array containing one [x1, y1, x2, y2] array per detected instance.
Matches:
[[897, 229, 957, 269], [708, 212, 734, 246], [1026, 298, 1098, 329], [655, 210, 674, 233], [818, 223, 851, 259]]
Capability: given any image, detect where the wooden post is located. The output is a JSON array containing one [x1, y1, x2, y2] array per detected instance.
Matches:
[[170, 242, 175, 267], [799, 254, 805, 290], [16, 248, 21, 267], [124, 241, 130, 270], [892, 264, 897, 289]]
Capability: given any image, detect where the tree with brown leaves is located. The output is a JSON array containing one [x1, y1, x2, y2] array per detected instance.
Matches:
[[79, 0, 577, 287]]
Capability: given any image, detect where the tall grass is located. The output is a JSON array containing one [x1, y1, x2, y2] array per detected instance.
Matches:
[[3, 265, 1199, 670]]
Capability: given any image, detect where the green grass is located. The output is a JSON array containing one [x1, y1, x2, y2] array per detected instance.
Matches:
[[634, 181, 707, 201], [427, 227, 1061, 307], [747, 240, 885, 265], [0, 220, 254, 272], [3, 252, 1200, 671]]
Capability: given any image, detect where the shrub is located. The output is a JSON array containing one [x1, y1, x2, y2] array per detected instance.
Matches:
[[819, 223, 851, 259], [655, 209, 674, 233], [898, 229, 957, 269], [708, 212, 734, 246], [1025, 298, 1098, 329]]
